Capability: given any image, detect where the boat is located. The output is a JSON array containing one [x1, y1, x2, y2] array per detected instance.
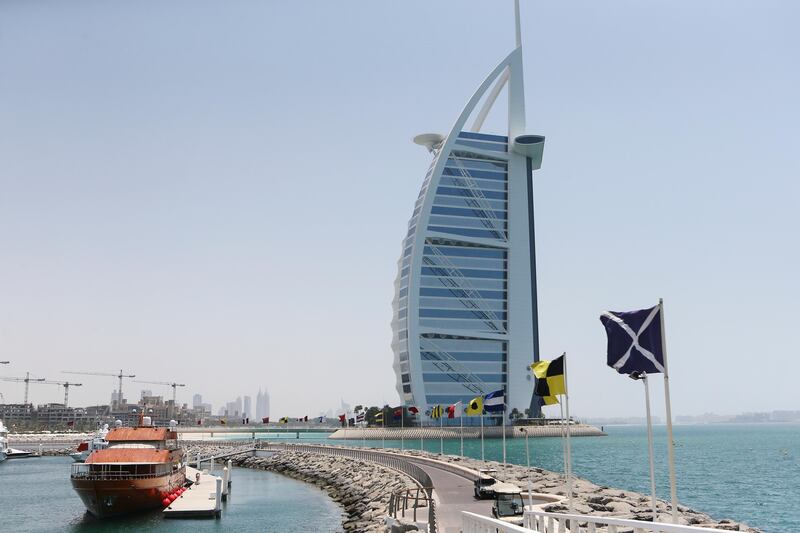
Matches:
[[70, 424, 110, 463], [0, 420, 8, 463], [70, 416, 186, 518]]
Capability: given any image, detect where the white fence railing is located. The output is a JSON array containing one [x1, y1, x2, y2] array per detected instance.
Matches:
[[523, 510, 733, 533], [462, 512, 536, 533]]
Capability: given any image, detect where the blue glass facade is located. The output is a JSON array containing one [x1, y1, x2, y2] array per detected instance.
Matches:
[[393, 132, 521, 419]]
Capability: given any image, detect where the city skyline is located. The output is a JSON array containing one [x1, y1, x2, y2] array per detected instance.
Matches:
[[1, 1, 798, 418]]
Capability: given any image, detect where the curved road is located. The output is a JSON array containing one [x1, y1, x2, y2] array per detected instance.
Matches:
[[407, 460, 494, 533]]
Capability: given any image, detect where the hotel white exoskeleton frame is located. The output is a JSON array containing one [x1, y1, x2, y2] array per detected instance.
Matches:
[[392, 2, 545, 421]]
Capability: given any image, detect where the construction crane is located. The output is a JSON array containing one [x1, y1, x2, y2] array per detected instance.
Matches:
[[0, 372, 47, 404], [62, 369, 135, 411], [0, 361, 9, 364], [134, 380, 185, 418], [41, 380, 83, 407]]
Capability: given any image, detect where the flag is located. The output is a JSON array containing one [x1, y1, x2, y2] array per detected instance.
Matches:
[[429, 405, 444, 419], [303, 415, 308, 422], [338, 414, 346, 426], [393, 407, 403, 419], [374, 412, 384, 423], [531, 355, 566, 397], [279, 416, 289, 424], [348, 417, 355, 426], [465, 396, 483, 415], [67, 420, 74, 427], [446, 402, 462, 419], [408, 406, 419, 415], [483, 389, 505, 413], [542, 395, 559, 405], [317, 416, 324, 423], [220, 419, 227, 425], [600, 305, 665, 374], [356, 412, 365, 423], [197, 419, 203, 425], [262, 417, 270, 424]]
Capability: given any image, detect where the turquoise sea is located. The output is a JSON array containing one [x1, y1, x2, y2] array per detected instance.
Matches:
[[2, 424, 797, 532]]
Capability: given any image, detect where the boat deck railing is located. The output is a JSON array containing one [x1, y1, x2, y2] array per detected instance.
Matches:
[[71, 462, 181, 481]]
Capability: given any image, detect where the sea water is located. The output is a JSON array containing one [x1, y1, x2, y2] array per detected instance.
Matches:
[[263, 423, 799, 532], [1, 456, 344, 533]]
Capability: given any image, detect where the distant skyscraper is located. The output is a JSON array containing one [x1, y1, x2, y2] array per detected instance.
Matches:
[[391, 4, 544, 418], [235, 397, 242, 417], [192, 394, 203, 409], [243, 395, 252, 419], [256, 388, 270, 420]]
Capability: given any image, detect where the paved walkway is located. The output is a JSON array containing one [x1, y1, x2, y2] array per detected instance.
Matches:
[[407, 460, 493, 533]]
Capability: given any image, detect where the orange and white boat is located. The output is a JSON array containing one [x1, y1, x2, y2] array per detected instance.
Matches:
[[70, 416, 186, 518]]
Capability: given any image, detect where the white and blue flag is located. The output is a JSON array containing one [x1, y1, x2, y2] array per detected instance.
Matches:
[[483, 389, 505, 413], [600, 304, 665, 374]]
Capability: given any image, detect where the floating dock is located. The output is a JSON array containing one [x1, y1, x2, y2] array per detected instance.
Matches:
[[163, 466, 223, 518]]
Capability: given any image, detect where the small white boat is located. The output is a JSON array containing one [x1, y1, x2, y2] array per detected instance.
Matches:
[[0, 419, 8, 463], [5, 447, 35, 459], [70, 424, 109, 463]]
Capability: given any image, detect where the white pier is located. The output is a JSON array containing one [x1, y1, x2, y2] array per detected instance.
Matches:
[[163, 466, 223, 518]]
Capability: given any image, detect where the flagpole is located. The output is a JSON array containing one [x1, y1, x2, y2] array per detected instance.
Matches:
[[401, 407, 405, 451], [480, 412, 485, 462], [502, 407, 507, 467], [439, 412, 443, 455], [382, 411, 386, 449], [660, 298, 679, 522], [525, 427, 533, 508], [459, 407, 464, 457], [420, 412, 424, 451], [643, 373, 658, 521], [563, 352, 574, 515], [559, 398, 567, 480]]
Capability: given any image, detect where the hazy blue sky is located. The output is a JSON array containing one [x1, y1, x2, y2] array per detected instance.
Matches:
[[1, 1, 798, 419]]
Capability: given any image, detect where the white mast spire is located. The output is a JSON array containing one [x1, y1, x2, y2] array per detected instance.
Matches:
[[470, 0, 525, 133]]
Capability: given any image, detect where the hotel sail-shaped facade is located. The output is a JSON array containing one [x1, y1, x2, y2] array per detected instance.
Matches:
[[391, 16, 546, 421]]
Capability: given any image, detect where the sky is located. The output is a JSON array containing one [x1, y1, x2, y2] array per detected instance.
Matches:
[[1, 0, 798, 420]]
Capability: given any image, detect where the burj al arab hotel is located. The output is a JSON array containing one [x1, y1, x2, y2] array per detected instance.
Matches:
[[391, 1, 545, 420]]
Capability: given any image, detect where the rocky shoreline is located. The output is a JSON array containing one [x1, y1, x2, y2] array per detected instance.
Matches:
[[381, 448, 758, 532], [185, 445, 420, 532]]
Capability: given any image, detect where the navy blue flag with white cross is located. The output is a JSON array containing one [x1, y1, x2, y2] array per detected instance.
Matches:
[[600, 304, 665, 374]]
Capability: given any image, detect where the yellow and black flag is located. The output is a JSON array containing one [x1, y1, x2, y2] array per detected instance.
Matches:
[[541, 394, 559, 405], [279, 416, 289, 424], [531, 355, 566, 398], [464, 395, 483, 416], [429, 405, 444, 419], [374, 412, 384, 423]]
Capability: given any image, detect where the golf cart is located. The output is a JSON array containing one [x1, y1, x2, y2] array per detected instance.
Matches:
[[491, 484, 525, 524], [473, 468, 499, 499]]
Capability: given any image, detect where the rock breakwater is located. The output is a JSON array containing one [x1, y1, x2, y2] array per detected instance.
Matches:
[[397, 449, 759, 532], [232, 451, 419, 532]]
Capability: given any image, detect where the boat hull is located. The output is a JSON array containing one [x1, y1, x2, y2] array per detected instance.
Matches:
[[71, 470, 185, 518]]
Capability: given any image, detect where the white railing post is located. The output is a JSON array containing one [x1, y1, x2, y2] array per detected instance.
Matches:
[[214, 476, 222, 514]]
